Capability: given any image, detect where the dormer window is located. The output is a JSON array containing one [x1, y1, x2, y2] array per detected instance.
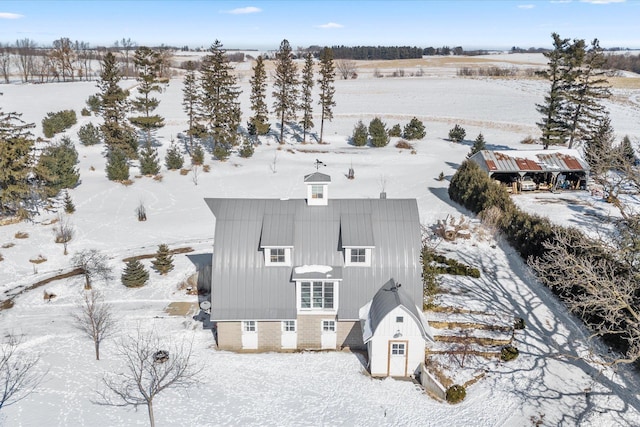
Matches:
[[264, 247, 291, 266], [350, 248, 366, 263], [345, 247, 371, 267]]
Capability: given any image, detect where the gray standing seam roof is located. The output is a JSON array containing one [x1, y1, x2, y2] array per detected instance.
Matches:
[[205, 198, 422, 321], [304, 172, 331, 183]]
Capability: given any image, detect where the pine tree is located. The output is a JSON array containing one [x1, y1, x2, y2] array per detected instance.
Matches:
[[0, 109, 35, 216], [129, 46, 165, 146], [317, 47, 336, 144], [97, 52, 137, 158], [564, 39, 611, 149], [248, 56, 270, 136], [34, 136, 80, 197], [191, 143, 204, 166], [121, 259, 149, 287], [619, 135, 636, 165], [448, 124, 466, 142], [468, 133, 487, 158], [182, 61, 202, 149], [138, 143, 160, 175], [402, 117, 426, 140], [537, 33, 571, 149], [63, 190, 75, 213], [272, 39, 299, 144], [199, 40, 242, 148], [352, 120, 368, 146], [164, 141, 184, 170], [583, 115, 615, 174], [299, 53, 314, 143], [151, 244, 174, 275], [369, 117, 389, 147], [106, 148, 130, 181]]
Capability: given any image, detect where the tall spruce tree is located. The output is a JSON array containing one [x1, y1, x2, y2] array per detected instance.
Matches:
[[97, 52, 136, 158], [199, 40, 242, 148], [564, 39, 611, 149], [317, 47, 336, 144], [536, 33, 571, 149], [138, 143, 160, 175], [369, 117, 389, 147], [151, 244, 174, 275], [0, 109, 35, 216], [34, 136, 80, 197], [129, 46, 165, 146], [248, 56, 270, 136], [272, 39, 299, 144], [164, 141, 184, 170], [619, 135, 636, 166], [467, 133, 487, 158], [299, 53, 315, 143], [121, 258, 149, 288], [182, 61, 201, 149], [583, 115, 615, 174]]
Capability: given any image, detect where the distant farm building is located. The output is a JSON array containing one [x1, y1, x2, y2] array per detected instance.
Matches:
[[469, 149, 590, 192]]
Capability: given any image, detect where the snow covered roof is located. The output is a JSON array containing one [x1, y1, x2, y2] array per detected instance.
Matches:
[[469, 149, 589, 174], [360, 279, 433, 343], [292, 265, 343, 281], [205, 198, 422, 321]]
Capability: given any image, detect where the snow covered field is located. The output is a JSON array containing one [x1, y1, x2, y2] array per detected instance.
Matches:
[[1, 53, 640, 426]]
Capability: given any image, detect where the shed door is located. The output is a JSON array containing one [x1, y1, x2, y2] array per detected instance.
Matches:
[[388, 340, 408, 377], [321, 320, 337, 349]]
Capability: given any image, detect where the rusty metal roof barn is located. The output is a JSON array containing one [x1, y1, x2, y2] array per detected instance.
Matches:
[[469, 149, 589, 175]]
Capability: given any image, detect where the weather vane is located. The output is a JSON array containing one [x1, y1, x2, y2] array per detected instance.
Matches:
[[314, 159, 326, 170]]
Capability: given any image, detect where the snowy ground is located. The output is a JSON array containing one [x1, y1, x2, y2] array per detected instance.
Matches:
[[1, 53, 640, 426]]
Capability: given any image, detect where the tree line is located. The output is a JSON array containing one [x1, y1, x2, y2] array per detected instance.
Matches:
[[330, 45, 423, 60]]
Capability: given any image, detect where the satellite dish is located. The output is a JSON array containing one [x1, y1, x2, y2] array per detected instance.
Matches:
[[199, 300, 211, 311]]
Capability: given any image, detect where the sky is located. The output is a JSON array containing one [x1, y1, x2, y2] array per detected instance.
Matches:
[[0, 0, 639, 50]]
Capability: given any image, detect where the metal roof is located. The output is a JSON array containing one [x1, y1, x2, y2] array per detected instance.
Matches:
[[361, 279, 432, 343], [340, 214, 375, 247], [204, 198, 422, 321], [304, 172, 331, 183], [260, 214, 294, 247], [469, 149, 589, 174]]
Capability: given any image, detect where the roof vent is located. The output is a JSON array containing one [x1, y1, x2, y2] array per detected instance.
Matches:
[[380, 192, 386, 199]]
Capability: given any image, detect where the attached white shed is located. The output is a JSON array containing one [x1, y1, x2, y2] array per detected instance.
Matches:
[[359, 279, 433, 377]]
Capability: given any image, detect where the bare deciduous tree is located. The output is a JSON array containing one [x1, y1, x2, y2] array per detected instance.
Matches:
[[95, 328, 201, 427], [71, 290, 115, 360], [0, 43, 11, 83], [53, 214, 74, 255], [336, 59, 356, 80], [71, 249, 113, 290], [0, 334, 46, 411], [15, 38, 36, 83]]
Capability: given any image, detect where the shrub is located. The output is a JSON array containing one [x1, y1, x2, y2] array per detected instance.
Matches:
[[395, 140, 413, 150], [520, 135, 537, 145], [239, 141, 255, 158], [77, 123, 101, 145], [448, 160, 514, 214], [403, 117, 426, 140], [164, 142, 185, 170], [86, 95, 101, 114], [213, 144, 230, 161], [438, 171, 445, 181], [448, 124, 466, 142], [42, 110, 77, 138], [501, 345, 519, 361], [352, 120, 368, 147], [121, 259, 149, 288], [63, 190, 75, 214], [14, 231, 29, 239], [514, 317, 526, 330], [389, 124, 402, 137], [369, 117, 389, 147], [80, 107, 91, 117], [446, 385, 466, 404], [191, 144, 205, 165]]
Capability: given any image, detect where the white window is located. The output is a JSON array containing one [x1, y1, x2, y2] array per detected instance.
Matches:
[[322, 320, 336, 332], [311, 185, 324, 199], [282, 320, 296, 332], [264, 247, 291, 266], [396, 316, 404, 323], [345, 248, 371, 267], [391, 343, 405, 355], [300, 281, 334, 310], [243, 321, 256, 333]]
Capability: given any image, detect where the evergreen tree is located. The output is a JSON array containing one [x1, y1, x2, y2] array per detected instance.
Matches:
[[272, 39, 299, 144], [164, 141, 184, 170], [468, 133, 487, 158], [352, 120, 368, 146], [317, 47, 336, 144], [77, 122, 101, 145], [138, 143, 160, 175], [105, 148, 130, 181], [248, 56, 270, 136], [619, 135, 636, 165], [182, 61, 202, 149], [238, 136, 255, 158], [97, 52, 136, 158], [0, 109, 35, 216], [151, 244, 174, 275], [129, 46, 165, 146], [121, 258, 149, 287], [199, 40, 242, 148], [537, 33, 571, 149], [448, 124, 466, 142], [402, 117, 426, 140], [564, 39, 611, 149], [34, 136, 80, 197], [389, 124, 402, 137], [191, 143, 204, 166], [299, 53, 315, 143], [63, 190, 75, 214], [583, 115, 615, 174], [369, 117, 389, 147]]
